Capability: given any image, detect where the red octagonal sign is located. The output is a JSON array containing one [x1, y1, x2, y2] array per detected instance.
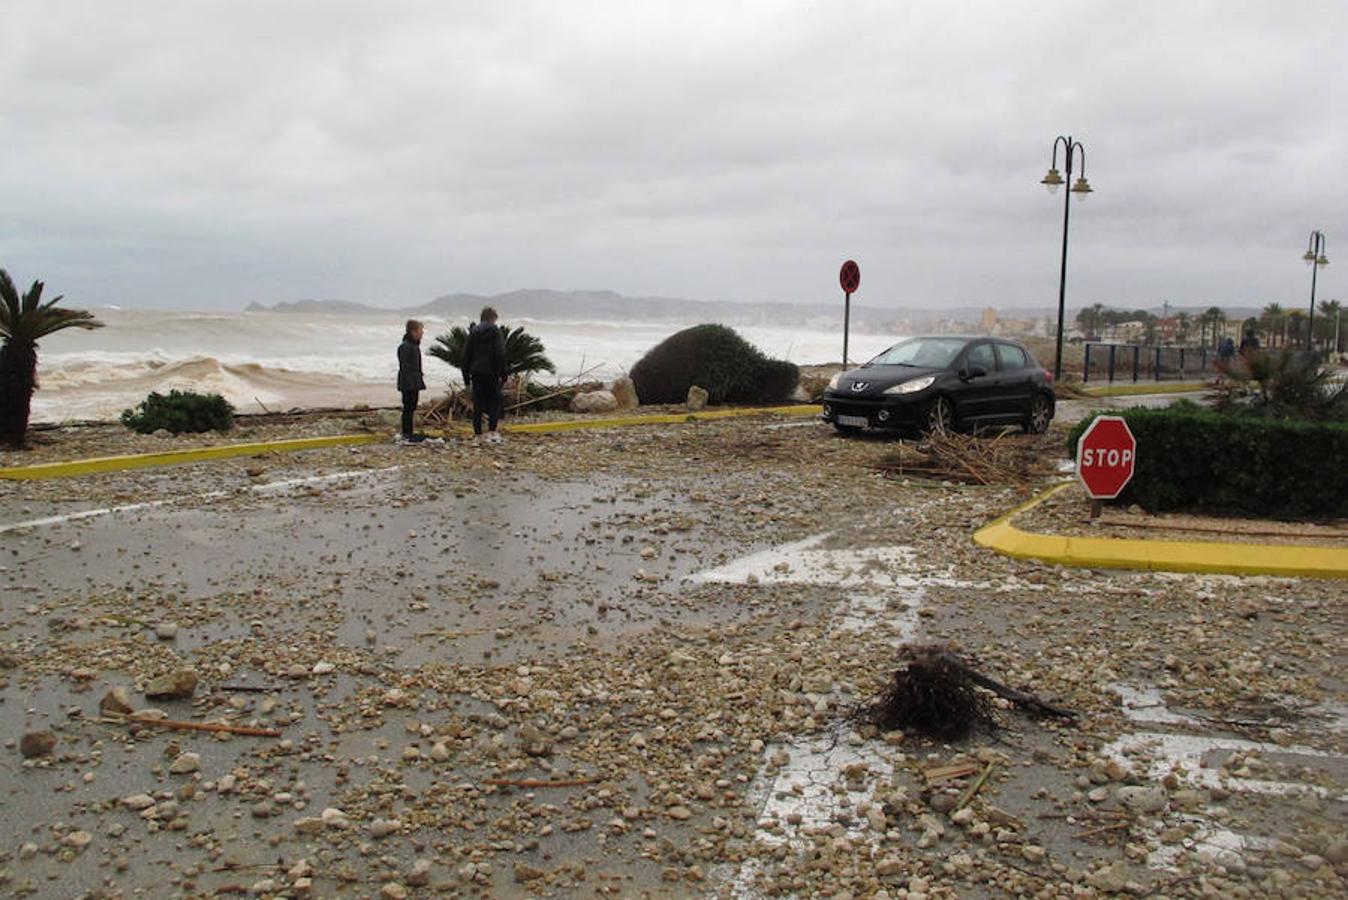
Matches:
[[1076, 415, 1137, 499]]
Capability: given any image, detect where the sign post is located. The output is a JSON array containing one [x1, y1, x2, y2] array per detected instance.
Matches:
[[1075, 415, 1137, 519], [839, 260, 860, 367]]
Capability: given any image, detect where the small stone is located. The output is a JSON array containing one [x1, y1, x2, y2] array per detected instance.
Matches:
[[667, 806, 692, 820], [514, 862, 545, 882], [1022, 844, 1047, 863], [311, 661, 335, 675], [144, 669, 198, 700], [293, 817, 324, 834], [122, 793, 155, 810], [1116, 785, 1167, 814], [320, 807, 349, 828], [686, 385, 709, 411], [154, 622, 179, 640], [1087, 861, 1132, 893], [62, 830, 92, 851], [370, 818, 402, 838], [19, 730, 57, 758], [1325, 837, 1348, 865], [168, 752, 200, 774], [430, 741, 451, 761], [251, 801, 276, 818], [379, 884, 408, 900], [949, 807, 974, 826], [99, 687, 135, 717], [406, 859, 433, 887]]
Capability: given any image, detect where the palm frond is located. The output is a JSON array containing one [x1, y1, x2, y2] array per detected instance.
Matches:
[[32, 307, 104, 339]]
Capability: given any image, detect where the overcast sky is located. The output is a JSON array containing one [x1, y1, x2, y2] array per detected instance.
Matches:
[[2, 1, 1344, 312]]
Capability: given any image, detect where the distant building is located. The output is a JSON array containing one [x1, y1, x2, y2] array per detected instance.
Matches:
[[980, 307, 998, 333]]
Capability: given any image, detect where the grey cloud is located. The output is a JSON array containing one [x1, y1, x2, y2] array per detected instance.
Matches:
[[1, 0, 1344, 311]]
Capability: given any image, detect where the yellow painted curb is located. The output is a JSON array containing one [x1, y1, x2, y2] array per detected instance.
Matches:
[[0, 405, 823, 480], [504, 404, 821, 434], [974, 482, 1348, 579], [0, 434, 382, 480]]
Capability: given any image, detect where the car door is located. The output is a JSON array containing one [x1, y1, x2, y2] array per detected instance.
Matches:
[[993, 342, 1035, 420], [953, 341, 1001, 423]]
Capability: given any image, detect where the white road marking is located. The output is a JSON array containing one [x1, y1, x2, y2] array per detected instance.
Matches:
[[693, 532, 953, 897], [1102, 731, 1346, 800], [0, 467, 402, 534]]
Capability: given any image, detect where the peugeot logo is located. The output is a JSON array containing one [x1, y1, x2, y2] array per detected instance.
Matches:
[[850, 382, 868, 392]]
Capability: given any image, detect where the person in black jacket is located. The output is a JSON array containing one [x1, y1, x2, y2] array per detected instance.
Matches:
[[461, 307, 508, 444], [396, 319, 426, 443]]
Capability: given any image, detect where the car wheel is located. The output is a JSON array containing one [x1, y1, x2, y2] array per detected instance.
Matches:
[[1024, 394, 1052, 434], [834, 423, 863, 435], [922, 396, 953, 436]]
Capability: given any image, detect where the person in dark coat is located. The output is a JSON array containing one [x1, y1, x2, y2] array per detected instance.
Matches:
[[461, 307, 508, 443], [1239, 328, 1261, 356], [396, 319, 426, 443]]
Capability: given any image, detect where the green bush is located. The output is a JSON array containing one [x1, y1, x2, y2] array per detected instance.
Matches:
[[1067, 407, 1348, 518], [121, 390, 235, 435], [630, 324, 800, 405]]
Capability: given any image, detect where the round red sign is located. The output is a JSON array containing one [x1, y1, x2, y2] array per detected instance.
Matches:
[[839, 260, 860, 294], [1076, 416, 1137, 499]]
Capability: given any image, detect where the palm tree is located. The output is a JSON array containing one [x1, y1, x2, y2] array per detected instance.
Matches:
[[1287, 310, 1307, 349], [429, 323, 556, 378], [1260, 303, 1284, 348], [1203, 307, 1226, 349], [1, 270, 103, 449], [1316, 299, 1341, 353]]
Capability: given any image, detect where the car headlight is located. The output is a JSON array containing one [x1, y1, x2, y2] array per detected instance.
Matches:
[[827, 373, 841, 391], [884, 376, 936, 395]]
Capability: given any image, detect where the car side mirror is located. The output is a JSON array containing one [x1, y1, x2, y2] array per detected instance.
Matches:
[[962, 365, 987, 380]]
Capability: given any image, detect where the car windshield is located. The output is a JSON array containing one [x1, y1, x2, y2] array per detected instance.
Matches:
[[867, 338, 967, 369]]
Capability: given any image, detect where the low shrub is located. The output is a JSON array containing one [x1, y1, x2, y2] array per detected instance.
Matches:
[[121, 390, 235, 434], [1068, 407, 1348, 519], [630, 324, 800, 405]]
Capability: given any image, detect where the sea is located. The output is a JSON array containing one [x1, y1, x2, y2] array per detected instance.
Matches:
[[32, 309, 911, 423]]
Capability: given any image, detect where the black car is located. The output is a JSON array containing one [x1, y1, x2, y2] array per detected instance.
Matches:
[[821, 336, 1055, 435]]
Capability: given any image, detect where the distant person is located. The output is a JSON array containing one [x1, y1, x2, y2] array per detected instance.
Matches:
[[1239, 328, 1260, 355], [396, 319, 427, 444], [462, 306, 508, 444]]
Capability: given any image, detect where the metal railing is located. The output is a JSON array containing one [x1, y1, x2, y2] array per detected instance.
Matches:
[[1081, 342, 1221, 383]]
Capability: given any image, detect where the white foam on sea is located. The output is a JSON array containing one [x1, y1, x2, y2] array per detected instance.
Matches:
[[33, 308, 911, 422]]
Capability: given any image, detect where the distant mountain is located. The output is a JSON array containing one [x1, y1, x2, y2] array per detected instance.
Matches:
[[245, 289, 1022, 330]]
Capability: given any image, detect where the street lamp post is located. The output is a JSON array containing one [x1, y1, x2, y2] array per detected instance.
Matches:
[[1041, 136, 1094, 382], [1303, 231, 1329, 352]]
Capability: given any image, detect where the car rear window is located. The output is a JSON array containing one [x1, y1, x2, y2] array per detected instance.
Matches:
[[995, 343, 1029, 370]]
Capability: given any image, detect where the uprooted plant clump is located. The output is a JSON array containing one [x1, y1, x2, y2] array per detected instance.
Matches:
[[855, 644, 1077, 741]]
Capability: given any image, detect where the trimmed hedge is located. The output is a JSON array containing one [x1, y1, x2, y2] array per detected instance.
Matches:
[[1067, 406, 1348, 519], [121, 390, 235, 435], [630, 324, 799, 406]]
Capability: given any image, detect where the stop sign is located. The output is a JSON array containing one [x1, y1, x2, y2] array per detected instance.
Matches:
[[1076, 416, 1137, 499]]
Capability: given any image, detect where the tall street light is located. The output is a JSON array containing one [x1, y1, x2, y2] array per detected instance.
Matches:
[[1303, 231, 1329, 352], [1041, 135, 1094, 381]]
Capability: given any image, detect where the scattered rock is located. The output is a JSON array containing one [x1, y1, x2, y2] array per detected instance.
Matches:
[[611, 377, 639, 409], [571, 390, 620, 414], [686, 385, 709, 411], [144, 669, 198, 700], [168, 751, 201, 774], [1116, 785, 1167, 814], [99, 686, 135, 716], [19, 730, 57, 758]]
